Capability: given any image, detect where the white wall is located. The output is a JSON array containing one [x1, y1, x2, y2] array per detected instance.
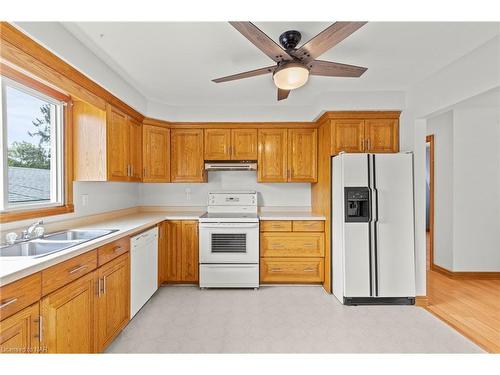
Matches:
[[1, 182, 139, 232], [404, 33, 500, 293], [426, 111, 454, 270], [452, 91, 500, 271], [139, 171, 311, 207]]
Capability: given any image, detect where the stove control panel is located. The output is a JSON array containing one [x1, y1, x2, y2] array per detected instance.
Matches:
[[208, 191, 257, 207]]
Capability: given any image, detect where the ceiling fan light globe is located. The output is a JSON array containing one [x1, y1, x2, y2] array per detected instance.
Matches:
[[273, 64, 309, 90]]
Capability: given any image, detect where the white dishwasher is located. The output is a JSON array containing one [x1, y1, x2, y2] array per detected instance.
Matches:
[[130, 226, 158, 318]]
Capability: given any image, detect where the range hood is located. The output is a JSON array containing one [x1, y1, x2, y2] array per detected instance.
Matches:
[[205, 161, 257, 171]]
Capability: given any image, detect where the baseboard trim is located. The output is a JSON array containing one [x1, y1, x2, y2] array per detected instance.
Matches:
[[432, 264, 500, 279], [415, 296, 429, 307]]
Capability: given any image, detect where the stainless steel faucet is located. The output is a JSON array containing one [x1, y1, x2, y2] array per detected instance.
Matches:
[[22, 220, 44, 240]]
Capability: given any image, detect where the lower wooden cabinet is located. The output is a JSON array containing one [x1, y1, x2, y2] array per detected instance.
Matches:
[[0, 303, 40, 354], [260, 220, 325, 284], [159, 220, 199, 284], [40, 271, 97, 353], [95, 253, 130, 352]]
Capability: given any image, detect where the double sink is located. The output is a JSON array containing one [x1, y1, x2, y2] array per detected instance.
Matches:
[[0, 229, 118, 258]]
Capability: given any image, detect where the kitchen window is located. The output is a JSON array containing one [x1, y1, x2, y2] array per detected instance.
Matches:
[[0, 64, 73, 222]]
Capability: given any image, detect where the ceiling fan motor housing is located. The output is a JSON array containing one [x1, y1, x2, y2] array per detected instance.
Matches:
[[279, 30, 302, 51]]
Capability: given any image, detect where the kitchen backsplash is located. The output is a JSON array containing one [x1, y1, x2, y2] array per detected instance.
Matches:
[[139, 171, 311, 207]]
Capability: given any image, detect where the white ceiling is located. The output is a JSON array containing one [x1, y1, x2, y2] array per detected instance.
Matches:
[[61, 22, 500, 107]]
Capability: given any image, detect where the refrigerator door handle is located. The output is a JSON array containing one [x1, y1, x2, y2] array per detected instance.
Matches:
[[372, 155, 379, 296]]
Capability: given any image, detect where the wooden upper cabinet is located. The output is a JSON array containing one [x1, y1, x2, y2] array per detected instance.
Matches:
[[128, 118, 143, 181], [330, 115, 400, 155], [74, 102, 142, 182], [143, 125, 170, 182], [331, 119, 365, 154], [288, 128, 317, 182], [231, 129, 258, 160], [204, 129, 231, 160], [41, 271, 96, 353], [0, 303, 40, 354], [96, 253, 130, 352], [365, 119, 399, 153], [258, 129, 288, 182], [73, 101, 107, 181], [171, 129, 206, 182], [107, 106, 130, 181]]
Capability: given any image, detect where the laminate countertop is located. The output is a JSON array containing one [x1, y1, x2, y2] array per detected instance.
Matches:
[[0, 210, 205, 286]]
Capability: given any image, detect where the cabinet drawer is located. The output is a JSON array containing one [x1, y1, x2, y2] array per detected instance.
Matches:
[[260, 232, 324, 257], [260, 258, 324, 283], [41, 250, 97, 296], [0, 273, 41, 321], [97, 237, 130, 267], [292, 220, 324, 232], [260, 221, 292, 232]]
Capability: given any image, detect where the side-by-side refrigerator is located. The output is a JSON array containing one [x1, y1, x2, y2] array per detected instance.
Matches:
[[331, 153, 416, 305]]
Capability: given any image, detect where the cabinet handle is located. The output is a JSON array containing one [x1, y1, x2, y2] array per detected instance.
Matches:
[[270, 268, 283, 272], [98, 278, 102, 297], [143, 167, 147, 178], [0, 297, 17, 309], [113, 246, 122, 253], [367, 138, 371, 151], [131, 165, 134, 177], [68, 264, 87, 274], [360, 139, 364, 151], [303, 268, 315, 272], [103, 276, 107, 294], [36, 315, 43, 343], [271, 244, 285, 249]]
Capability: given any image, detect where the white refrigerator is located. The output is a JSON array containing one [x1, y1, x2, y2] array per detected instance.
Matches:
[[331, 153, 416, 305]]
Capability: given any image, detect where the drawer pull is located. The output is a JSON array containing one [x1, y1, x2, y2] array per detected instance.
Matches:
[[270, 268, 283, 272], [271, 244, 285, 249], [303, 268, 316, 272], [113, 246, 122, 253], [0, 297, 17, 309], [303, 243, 314, 248], [68, 264, 87, 274]]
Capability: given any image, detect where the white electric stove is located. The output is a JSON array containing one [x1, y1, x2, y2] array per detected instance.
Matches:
[[199, 191, 259, 288]]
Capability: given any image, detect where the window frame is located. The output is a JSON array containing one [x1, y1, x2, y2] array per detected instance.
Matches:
[[0, 63, 73, 223]]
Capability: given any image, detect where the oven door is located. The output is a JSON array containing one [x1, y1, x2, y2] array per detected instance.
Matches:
[[199, 222, 259, 264]]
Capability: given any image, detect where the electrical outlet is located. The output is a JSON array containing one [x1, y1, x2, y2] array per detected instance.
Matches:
[[185, 188, 191, 201], [81, 194, 89, 207]]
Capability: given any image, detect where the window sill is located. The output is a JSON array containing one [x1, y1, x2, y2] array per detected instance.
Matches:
[[0, 204, 74, 223]]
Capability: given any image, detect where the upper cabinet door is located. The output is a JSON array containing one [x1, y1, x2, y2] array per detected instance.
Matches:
[[107, 106, 130, 181], [143, 125, 170, 183], [171, 129, 206, 182], [231, 129, 258, 160], [204, 129, 231, 160], [258, 129, 288, 182], [365, 119, 399, 153], [128, 118, 142, 182], [288, 128, 318, 182], [331, 119, 365, 155]]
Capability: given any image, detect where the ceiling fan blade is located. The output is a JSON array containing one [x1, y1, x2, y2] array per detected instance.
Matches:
[[229, 22, 293, 63], [277, 88, 290, 101], [295, 22, 367, 63], [310, 60, 367, 77], [212, 66, 275, 83]]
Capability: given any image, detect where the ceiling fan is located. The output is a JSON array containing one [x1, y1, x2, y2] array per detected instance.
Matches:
[[213, 22, 368, 101]]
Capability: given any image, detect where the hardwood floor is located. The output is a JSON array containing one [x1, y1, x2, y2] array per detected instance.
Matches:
[[426, 233, 500, 353]]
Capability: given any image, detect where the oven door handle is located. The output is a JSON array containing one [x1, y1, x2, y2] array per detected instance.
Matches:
[[199, 223, 260, 229]]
